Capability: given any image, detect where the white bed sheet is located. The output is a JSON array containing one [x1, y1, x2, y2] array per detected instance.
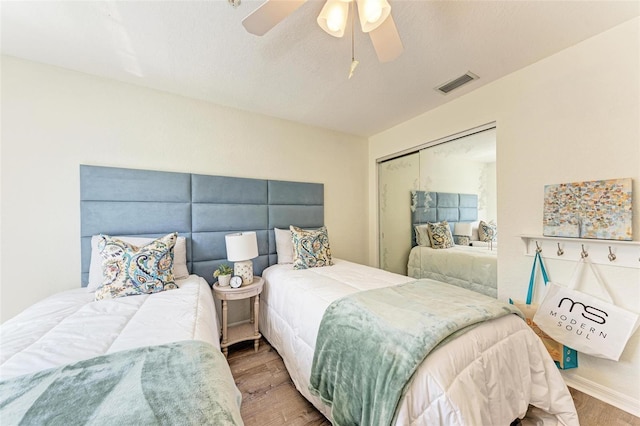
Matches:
[[0, 275, 220, 380], [260, 259, 578, 426], [407, 245, 497, 297]]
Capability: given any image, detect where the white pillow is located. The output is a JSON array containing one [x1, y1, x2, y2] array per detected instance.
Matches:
[[274, 228, 295, 264], [470, 221, 481, 241], [88, 235, 188, 291], [414, 224, 431, 247]]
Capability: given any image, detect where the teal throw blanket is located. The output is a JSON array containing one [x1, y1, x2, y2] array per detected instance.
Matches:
[[309, 279, 523, 426], [0, 340, 243, 426]]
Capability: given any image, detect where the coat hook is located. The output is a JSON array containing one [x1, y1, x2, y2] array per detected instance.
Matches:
[[535, 241, 542, 253], [581, 244, 589, 258], [608, 246, 616, 262], [557, 243, 564, 257]]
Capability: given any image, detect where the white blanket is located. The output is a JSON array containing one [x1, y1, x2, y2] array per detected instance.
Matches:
[[0, 275, 220, 380], [260, 259, 578, 426], [407, 245, 497, 297]]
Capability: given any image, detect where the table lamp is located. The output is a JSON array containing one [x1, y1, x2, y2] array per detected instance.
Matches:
[[225, 231, 259, 285]]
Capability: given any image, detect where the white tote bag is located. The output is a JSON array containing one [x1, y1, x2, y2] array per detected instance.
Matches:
[[533, 257, 639, 361]]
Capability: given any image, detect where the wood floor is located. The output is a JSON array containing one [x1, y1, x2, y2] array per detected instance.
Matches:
[[227, 338, 640, 426], [227, 339, 329, 426]]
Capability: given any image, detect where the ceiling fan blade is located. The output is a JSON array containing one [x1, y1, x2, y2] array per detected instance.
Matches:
[[242, 0, 306, 36], [369, 14, 403, 63]]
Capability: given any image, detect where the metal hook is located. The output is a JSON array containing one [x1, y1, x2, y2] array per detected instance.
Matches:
[[535, 241, 542, 253], [581, 244, 589, 258], [608, 246, 616, 262], [557, 243, 564, 257]]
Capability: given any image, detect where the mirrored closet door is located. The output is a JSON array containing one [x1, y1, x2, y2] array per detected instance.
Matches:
[[378, 126, 497, 278]]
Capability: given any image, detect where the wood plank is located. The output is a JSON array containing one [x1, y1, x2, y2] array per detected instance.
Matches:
[[227, 339, 330, 426], [569, 387, 640, 426]]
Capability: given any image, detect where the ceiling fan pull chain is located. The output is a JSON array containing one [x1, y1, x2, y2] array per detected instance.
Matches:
[[348, 1, 359, 79]]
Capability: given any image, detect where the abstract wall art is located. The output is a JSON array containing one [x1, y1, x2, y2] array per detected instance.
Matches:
[[543, 178, 632, 240]]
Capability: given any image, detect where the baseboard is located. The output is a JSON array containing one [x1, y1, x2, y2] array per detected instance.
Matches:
[[562, 374, 640, 417]]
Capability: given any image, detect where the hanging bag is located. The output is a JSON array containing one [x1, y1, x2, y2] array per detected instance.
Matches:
[[533, 256, 639, 361], [510, 251, 578, 369]]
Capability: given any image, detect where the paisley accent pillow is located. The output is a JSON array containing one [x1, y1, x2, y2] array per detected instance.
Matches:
[[454, 235, 471, 246], [427, 221, 454, 249], [95, 232, 178, 300], [478, 220, 498, 242], [88, 235, 189, 291], [290, 226, 334, 270]]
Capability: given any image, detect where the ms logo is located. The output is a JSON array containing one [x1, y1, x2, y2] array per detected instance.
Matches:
[[558, 297, 608, 325]]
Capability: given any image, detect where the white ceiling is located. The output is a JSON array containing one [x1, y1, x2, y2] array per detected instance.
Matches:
[[1, 1, 638, 137]]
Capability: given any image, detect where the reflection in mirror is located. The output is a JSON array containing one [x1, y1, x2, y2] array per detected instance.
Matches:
[[418, 129, 496, 223], [378, 127, 497, 298], [378, 152, 420, 274]]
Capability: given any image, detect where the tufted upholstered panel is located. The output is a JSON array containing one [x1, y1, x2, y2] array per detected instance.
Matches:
[[410, 191, 478, 247], [80, 165, 323, 286]]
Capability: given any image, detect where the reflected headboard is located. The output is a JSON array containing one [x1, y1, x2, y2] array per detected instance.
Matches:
[[410, 191, 478, 247], [80, 165, 324, 286]]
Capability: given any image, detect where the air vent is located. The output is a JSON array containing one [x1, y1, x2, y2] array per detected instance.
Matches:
[[436, 72, 479, 94]]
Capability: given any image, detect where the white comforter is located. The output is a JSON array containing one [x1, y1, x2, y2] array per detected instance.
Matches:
[[260, 259, 578, 426], [0, 275, 220, 380], [407, 245, 497, 297]]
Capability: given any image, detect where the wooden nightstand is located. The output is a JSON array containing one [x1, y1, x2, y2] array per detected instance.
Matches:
[[213, 276, 264, 357]]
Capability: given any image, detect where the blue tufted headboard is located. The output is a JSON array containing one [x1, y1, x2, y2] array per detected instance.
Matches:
[[410, 191, 478, 247], [80, 165, 324, 286]]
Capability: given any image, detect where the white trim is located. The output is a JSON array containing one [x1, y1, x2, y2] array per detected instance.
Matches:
[[376, 121, 496, 163], [562, 374, 640, 417], [520, 234, 640, 269]]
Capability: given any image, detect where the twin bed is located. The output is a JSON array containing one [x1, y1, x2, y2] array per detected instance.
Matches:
[[0, 166, 578, 426], [260, 259, 577, 426], [0, 275, 243, 425]]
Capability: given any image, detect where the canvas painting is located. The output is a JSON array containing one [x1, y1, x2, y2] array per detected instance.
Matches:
[[543, 178, 632, 240]]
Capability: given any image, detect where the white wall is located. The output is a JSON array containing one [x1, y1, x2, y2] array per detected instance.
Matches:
[[0, 56, 368, 323], [368, 18, 640, 415]]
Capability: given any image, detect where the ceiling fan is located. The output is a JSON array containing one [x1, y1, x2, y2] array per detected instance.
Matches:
[[241, 0, 403, 64]]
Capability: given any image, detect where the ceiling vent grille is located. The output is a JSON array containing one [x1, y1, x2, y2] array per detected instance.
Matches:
[[436, 72, 478, 94]]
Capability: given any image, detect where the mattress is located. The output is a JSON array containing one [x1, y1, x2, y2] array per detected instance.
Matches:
[[0, 274, 220, 380], [260, 259, 578, 426], [407, 245, 497, 297]]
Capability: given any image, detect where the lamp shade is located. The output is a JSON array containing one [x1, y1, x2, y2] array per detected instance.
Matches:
[[317, 0, 349, 38], [355, 0, 390, 33], [453, 222, 473, 237], [225, 232, 259, 261]]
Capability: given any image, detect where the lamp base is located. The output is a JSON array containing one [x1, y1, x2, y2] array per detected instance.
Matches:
[[234, 260, 254, 285]]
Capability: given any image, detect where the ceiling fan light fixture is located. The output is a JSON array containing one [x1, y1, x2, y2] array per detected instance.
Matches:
[[317, 0, 349, 38], [355, 0, 390, 33]]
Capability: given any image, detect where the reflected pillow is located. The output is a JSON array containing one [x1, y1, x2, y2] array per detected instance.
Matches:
[[454, 235, 471, 246], [290, 225, 333, 269], [414, 225, 431, 247], [427, 221, 454, 249], [94, 232, 178, 300], [470, 221, 481, 241], [478, 220, 498, 242], [274, 227, 295, 264]]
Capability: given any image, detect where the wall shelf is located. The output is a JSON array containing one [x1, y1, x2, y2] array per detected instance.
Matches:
[[520, 235, 640, 269]]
